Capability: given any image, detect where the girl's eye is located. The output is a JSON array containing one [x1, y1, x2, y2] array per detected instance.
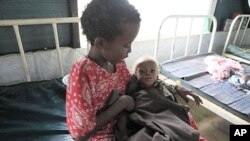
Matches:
[[151, 69, 155, 73], [124, 44, 131, 48]]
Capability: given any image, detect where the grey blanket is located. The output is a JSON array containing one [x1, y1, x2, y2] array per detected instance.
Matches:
[[127, 87, 200, 141]]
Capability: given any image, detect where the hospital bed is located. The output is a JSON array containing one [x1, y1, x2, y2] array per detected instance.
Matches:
[[154, 15, 250, 125], [0, 17, 85, 141], [222, 14, 250, 64]]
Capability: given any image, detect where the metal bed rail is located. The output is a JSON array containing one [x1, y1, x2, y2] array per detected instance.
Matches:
[[222, 14, 250, 64], [223, 14, 250, 54], [154, 15, 217, 61], [0, 17, 80, 82]]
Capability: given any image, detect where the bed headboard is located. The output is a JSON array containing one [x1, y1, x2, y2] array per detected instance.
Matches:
[[223, 15, 250, 54], [222, 14, 250, 64], [0, 17, 83, 85], [154, 15, 217, 62]]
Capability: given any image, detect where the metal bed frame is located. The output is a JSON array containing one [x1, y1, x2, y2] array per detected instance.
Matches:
[[222, 14, 250, 64], [0, 17, 80, 82], [154, 15, 217, 60], [154, 15, 249, 125]]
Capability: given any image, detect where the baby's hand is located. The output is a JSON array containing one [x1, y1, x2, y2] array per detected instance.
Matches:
[[176, 86, 203, 107]]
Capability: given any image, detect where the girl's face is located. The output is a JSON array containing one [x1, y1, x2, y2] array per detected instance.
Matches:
[[135, 60, 158, 88], [102, 23, 140, 65]]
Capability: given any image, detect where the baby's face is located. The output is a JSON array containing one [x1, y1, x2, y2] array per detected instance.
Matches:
[[135, 61, 158, 88]]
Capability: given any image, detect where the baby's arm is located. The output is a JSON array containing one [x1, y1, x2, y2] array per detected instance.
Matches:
[[175, 85, 203, 107], [115, 112, 129, 141], [160, 77, 202, 107]]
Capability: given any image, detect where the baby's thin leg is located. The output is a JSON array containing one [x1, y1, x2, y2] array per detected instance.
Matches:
[[188, 112, 199, 130], [89, 95, 134, 140], [116, 112, 128, 141]]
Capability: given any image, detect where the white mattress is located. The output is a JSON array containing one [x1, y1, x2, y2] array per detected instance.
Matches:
[[0, 47, 86, 85]]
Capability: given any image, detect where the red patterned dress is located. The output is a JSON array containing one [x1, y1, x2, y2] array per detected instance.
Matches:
[[66, 57, 131, 141]]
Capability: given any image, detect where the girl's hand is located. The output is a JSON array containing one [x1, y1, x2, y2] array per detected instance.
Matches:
[[176, 86, 203, 107], [118, 95, 135, 111]]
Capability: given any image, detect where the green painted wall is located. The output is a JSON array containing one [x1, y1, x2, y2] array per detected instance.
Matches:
[[0, 0, 71, 55]]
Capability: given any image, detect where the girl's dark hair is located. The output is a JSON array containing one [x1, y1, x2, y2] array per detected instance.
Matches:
[[81, 0, 141, 45]]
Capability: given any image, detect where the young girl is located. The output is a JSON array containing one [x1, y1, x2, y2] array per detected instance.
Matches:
[[66, 0, 141, 140], [125, 55, 207, 141]]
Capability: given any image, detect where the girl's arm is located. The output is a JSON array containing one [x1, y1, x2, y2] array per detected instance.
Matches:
[[76, 95, 134, 141]]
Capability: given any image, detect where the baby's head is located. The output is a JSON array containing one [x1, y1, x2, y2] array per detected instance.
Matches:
[[133, 56, 159, 88], [81, 0, 141, 45]]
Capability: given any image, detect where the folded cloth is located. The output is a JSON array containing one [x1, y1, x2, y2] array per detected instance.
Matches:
[[204, 56, 243, 80]]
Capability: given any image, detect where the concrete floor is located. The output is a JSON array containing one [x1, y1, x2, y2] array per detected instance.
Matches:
[[125, 39, 231, 141], [188, 100, 230, 141]]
